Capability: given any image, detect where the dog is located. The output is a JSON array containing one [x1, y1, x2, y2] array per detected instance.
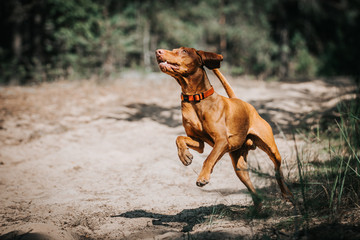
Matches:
[[155, 47, 292, 206]]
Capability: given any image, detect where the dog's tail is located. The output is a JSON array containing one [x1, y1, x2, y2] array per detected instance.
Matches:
[[212, 69, 237, 98]]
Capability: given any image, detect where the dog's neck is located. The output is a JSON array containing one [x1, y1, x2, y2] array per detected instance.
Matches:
[[175, 68, 212, 95]]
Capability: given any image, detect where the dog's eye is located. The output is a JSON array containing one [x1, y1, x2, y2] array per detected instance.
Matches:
[[182, 50, 187, 54]]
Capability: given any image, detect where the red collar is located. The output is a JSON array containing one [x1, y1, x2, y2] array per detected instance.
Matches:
[[181, 87, 214, 103]]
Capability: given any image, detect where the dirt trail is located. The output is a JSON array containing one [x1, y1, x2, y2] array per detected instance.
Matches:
[[0, 72, 356, 239]]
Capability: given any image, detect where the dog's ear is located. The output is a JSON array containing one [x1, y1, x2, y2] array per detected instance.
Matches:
[[196, 50, 223, 69]]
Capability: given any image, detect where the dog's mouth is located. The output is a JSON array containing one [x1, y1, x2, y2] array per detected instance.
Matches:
[[157, 58, 180, 72]]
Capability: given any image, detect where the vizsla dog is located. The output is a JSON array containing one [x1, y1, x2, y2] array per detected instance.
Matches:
[[155, 47, 292, 206]]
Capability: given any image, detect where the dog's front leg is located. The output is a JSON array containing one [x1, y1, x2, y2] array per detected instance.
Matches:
[[196, 139, 228, 187], [176, 136, 204, 166]]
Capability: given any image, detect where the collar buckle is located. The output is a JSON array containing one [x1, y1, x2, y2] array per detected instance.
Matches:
[[182, 95, 190, 102]]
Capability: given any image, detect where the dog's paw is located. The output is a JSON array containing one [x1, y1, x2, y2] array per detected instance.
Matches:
[[196, 176, 209, 187], [178, 148, 193, 166]]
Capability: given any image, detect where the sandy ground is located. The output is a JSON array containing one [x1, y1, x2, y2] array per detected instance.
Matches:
[[0, 71, 357, 239]]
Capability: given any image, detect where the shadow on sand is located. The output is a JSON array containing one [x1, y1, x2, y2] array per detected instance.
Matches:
[[111, 204, 247, 233], [107, 103, 182, 128]]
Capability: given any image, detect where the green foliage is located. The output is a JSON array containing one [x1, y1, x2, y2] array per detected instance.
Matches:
[[290, 32, 318, 78], [1, 0, 359, 84], [50, 1, 102, 74]]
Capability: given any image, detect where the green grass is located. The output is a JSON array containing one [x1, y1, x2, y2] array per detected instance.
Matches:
[[291, 96, 360, 227]]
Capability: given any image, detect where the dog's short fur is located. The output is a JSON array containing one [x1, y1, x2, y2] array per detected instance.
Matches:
[[156, 47, 292, 206]]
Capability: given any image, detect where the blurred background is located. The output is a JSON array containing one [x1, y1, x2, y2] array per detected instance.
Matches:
[[0, 0, 359, 85]]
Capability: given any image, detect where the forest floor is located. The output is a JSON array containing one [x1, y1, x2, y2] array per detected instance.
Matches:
[[0, 71, 359, 239]]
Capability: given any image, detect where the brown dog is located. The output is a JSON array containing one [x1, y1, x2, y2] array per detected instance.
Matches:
[[155, 47, 292, 206]]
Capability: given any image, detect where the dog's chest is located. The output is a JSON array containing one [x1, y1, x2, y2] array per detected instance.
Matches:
[[182, 111, 203, 132], [181, 104, 205, 135]]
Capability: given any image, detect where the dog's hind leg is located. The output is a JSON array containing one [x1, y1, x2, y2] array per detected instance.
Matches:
[[230, 147, 262, 208], [249, 119, 293, 201]]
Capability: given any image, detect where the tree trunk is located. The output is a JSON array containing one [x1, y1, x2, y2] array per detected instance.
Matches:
[[219, 0, 227, 57], [143, 20, 151, 71], [279, 27, 289, 79], [10, 14, 22, 85], [33, 11, 45, 82]]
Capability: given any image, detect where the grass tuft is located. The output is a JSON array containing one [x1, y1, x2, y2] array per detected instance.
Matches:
[[291, 96, 360, 227]]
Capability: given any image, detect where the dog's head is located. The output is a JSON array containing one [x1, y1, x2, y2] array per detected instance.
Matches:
[[155, 47, 223, 77]]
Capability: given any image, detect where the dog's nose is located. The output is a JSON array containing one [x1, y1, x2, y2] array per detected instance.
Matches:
[[156, 49, 163, 56]]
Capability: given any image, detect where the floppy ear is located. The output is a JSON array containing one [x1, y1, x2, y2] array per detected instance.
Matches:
[[196, 50, 223, 69]]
